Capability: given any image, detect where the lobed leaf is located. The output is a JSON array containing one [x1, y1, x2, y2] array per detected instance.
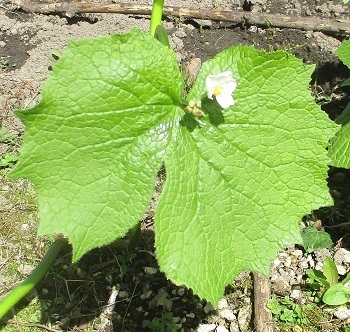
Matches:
[[329, 39, 350, 168], [11, 31, 337, 304], [11, 29, 184, 260], [155, 46, 337, 303]]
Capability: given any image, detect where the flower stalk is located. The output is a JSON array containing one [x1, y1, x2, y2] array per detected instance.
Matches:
[[150, 0, 165, 37]]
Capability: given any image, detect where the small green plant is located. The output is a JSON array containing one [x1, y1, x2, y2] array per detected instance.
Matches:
[[0, 59, 9, 69], [300, 226, 333, 253], [0, 126, 17, 144], [307, 257, 338, 290], [117, 252, 137, 276], [0, 154, 19, 168], [306, 257, 350, 305], [0, 127, 19, 168], [144, 312, 180, 332], [268, 295, 311, 326]]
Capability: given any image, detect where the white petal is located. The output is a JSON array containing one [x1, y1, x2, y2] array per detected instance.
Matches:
[[216, 94, 235, 109], [205, 76, 216, 99], [222, 80, 237, 94]]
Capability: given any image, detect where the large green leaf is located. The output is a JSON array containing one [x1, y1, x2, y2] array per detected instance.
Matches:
[[328, 39, 350, 168], [155, 46, 337, 303], [10, 29, 184, 260], [336, 39, 350, 68], [11, 29, 336, 305]]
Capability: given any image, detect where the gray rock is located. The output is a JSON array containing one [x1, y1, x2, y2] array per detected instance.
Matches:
[[334, 307, 350, 320], [334, 248, 350, 265], [299, 257, 309, 269], [229, 321, 240, 332], [143, 267, 157, 275], [218, 299, 229, 310], [336, 264, 347, 276], [291, 250, 303, 258], [238, 305, 252, 331], [204, 302, 215, 314], [314, 248, 332, 263], [219, 308, 236, 321], [197, 323, 216, 332], [216, 326, 229, 332]]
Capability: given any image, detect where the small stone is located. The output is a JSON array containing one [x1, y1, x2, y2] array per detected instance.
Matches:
[[237, 305, 252, 331], [278, 252, 289, 261], [17, 264, 33, 275], [314, 248, 332, 263], [42, 288, 49, 295], [174, 28, 187, 38], [219, 308, 236, 321], [343, 250, 350, 264], [296, 274, 303, 283], [248, 25, 258, 33], [291, 250, 303, 258], [187, 57, 201, 83], [144, 267, 157, 275], [177, 288, 185, 296], [140, 290, 152, 300], [284, 256, 292, 267], [272, 258, 281, 268], [186, 313, 195, 319], [0, 195, 9, 207], [270, 274, 279, 283], [336, 264, 347, 276], [299, 257, 309, 269], [197, 323, 216, 332], [217, 299, 229, 310], [204, 302, 215, 314], [290, 289, 304, 302], [21, 223, 29, 230], [334, 249, 345, 265], [118, 290, 129, 298], [229, 321, 240, 332], [149, 288, 172, 311], [272, 278, 290, 295], [335, 248, 350, 264], [315, 262, 323, 271], [334, 307, 350, 320], [216, 326, 229, 332]]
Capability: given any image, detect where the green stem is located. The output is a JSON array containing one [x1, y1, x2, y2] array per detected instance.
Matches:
[[150, 0, 165, 37], [0, 238, 68, 320]]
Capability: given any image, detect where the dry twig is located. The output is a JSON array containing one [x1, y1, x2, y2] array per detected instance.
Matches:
[[253, 272, 275, 332], [7, 319, 61, 332], [18, 2, 350, 35]]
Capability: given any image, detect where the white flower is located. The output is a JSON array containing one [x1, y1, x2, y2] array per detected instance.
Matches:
[[205, 71, 237, 109]]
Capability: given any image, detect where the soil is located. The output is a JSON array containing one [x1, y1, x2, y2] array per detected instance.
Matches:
[[1, 0, 350, 331]]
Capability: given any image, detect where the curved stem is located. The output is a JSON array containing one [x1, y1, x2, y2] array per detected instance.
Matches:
[[0, 238, 68, 320], [150, 0, 165, 36]]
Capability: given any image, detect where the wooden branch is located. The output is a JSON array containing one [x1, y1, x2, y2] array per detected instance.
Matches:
[[18, 1, 350, 35], [253, 272, 275, 332]]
